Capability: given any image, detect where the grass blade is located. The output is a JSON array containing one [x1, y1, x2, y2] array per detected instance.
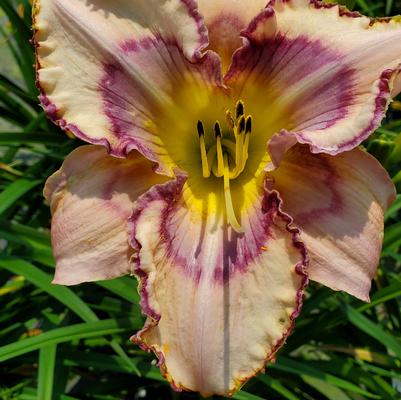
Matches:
[[0, 179, 41, 215], [0, 0, 36, 93], [385, 194, 401, 221], [384, 221, 401, 250], [0, 256, 142, 376], [272, 357, 379, 398], [257, 375, 299, 400], [0, 318, 135, 362], [0, 256, 98, 322], [342, 304, 401, 359], [37, 344, 57, 400], [97, 278, 140, 304], [0, 132, 69, 145]]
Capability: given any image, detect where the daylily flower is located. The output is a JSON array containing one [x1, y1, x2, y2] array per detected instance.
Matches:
[[34, 0, 399, 396]]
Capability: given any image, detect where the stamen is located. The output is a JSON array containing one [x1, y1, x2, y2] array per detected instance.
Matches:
[[215, 121, 224, 177], [197, 120, 210, 178], [235, 115, 245, 171], [207, 145, 217, 173], [236, 100, 244, 120], [223, 153, 244, 233]]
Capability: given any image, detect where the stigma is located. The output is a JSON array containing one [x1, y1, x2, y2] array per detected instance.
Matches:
[[196, 100, 253, 233]]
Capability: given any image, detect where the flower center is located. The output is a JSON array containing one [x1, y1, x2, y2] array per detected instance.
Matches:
[[197, 100, 252, 234]]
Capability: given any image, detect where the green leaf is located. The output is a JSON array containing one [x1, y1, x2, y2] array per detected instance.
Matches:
[[0, 0, 36, 93], [358, 281, 401, 312], [384, 221, 401, 250], [355, 0, 374, 15], [0, 179, 41, 215], [342, 304, 401, 359], [0, 256, 98, 322], [61, 350, 160, 380], [37, 344, 57, 400], [233, 392, 265, 400], [302, 376, 352, 400], [0, 131, 68, 145], [272, 357, 379, 398], [19, 387, 79, 400], [385, 194, 401, 221], [0, 219, 51, 247], [0, 318, 135, 362], [386, 0, 394, 15], [257, 375, 299, 400], [96, 277, 140, 304], [0, 256, 142, 376]]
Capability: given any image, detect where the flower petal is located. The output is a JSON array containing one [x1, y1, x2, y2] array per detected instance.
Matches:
[[34, 0, 222, 173], [271, 144, 395, 301], [225, 0, 401, 155], [392, 71, 401, 97], [44, 145, 166, 285], [129, 176, 307, 396], [197, 0, 267, 70]]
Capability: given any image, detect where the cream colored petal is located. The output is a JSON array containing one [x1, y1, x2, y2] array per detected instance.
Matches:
[[197, 0, 267, 69], [129, 176, 307, 396], [44, 145, 166, 285], [34, 0, 221, 174], [272, 145, 395, 301], [225, 1, 401, 155]]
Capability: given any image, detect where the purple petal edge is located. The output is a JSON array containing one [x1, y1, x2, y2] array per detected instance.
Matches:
[[267, 0, 363, 18], [296, 67, 401, 155], [32, 0, 215, 165], [181, 0, 210, 60], [127, 175, 309, 393], [226, 1, 401, 156]]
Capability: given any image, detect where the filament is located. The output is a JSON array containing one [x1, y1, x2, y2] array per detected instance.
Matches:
[[223, 153, 243, 233], [215, 121, 224, 177]]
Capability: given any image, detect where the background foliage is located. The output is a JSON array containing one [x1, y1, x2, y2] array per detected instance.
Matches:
[[0, 0, 401, 399]]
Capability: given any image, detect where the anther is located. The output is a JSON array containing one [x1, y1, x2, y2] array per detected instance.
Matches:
[[197, 120, 205, 137], [245, 116, 252, 134], [238, 115, 246, 133], [236, 100, 244, 119], [214, 121, 222, 138]]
